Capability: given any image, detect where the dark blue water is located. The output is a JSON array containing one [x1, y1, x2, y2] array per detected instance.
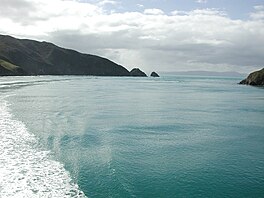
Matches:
[[0, 75, 263, 197]]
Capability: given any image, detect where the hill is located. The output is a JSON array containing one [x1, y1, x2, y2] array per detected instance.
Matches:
[[0, 35, 130, 76]]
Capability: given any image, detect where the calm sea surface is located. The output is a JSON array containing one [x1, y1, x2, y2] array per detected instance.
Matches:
[[0, 75, 263, 197]]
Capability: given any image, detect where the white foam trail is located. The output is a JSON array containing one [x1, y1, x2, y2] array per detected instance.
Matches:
[[0, 99, 87, 198]]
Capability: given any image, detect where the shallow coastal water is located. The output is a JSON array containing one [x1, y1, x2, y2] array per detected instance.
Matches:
[[0, 75, 263, 197]]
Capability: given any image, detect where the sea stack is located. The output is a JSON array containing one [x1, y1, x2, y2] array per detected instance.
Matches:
[[239, 68, 264, 86], [130, 68, 147, 77], [150, 71, 159, 77]]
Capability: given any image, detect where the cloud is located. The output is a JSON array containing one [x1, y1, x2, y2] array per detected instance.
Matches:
[[0, 0, 39, 25], [196, 0, 207, 3], [250, 5, 264, 21], [0, 0, 263, 73], [97, 0, 119, 6], [144, 8, 164, 15], [137, 4, 144, 8], [254, 5, 264, 11]]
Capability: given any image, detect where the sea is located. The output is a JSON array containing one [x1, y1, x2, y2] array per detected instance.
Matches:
[[0, 75, 263, 198]]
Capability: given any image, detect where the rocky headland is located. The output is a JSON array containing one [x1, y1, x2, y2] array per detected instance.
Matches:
[[239, 68, 264, 86]]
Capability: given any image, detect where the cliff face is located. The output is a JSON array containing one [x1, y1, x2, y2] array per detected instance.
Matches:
[[0, 35, 130, 76], [239, 68, 264, 86]]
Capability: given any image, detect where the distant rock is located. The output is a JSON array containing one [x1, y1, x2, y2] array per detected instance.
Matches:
[[130, 68, 147, 77], [150, 71, 159, 77], [239, 68, 264, 86]]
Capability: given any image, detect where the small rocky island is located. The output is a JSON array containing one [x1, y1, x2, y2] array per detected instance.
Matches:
[[239, 68, 264, 86], [150, 71, 159, 77], [130, 68, 147, 77]]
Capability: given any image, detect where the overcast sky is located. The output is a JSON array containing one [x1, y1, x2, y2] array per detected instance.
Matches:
[[0, 0, 263, 73]]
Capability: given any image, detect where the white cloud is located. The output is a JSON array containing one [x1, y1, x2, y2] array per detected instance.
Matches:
[[196, 0, 207, 4], [250, 5, 264, 21], [0, 0, 263, 73], [137, 4, 144, 8], [254, 5, 264, 11], [171, 10, 188, 16], [189, 8, 227, 16], [144, 8, 164, 15], [97, 0, 118, 6]]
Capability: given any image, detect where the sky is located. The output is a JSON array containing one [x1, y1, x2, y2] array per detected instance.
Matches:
[[0, 0, 264, 73]]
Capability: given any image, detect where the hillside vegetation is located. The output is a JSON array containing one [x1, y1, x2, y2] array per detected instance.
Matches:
[[0, 35, 130, 76]]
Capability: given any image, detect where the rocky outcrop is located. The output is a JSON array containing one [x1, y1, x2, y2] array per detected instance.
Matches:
[[150, 71, 159, 77], [130, 68, 147, 77], [239, 68, 264, 86], [0, 35, 130, 76]]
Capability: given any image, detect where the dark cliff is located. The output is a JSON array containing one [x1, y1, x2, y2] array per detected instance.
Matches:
[[0, 35, 130, 76]]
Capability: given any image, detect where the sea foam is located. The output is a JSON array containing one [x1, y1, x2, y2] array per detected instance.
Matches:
[[0, 98, 86, 198]]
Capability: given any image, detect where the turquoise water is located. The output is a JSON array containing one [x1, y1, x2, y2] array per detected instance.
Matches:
[[0, 75, 263, 197]]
